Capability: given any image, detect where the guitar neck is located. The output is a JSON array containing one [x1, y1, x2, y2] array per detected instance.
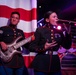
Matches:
[[14, 36, 32, 49]]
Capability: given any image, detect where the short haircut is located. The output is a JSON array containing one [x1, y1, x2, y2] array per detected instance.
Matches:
[[10, 11, 20, 18]]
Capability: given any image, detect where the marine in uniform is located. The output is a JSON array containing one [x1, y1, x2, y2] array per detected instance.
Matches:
[[29, 11, 72, 75], [0, 12, 29, 75]]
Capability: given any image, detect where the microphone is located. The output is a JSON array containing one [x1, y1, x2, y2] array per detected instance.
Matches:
[[58, 19, 71, 34], [58, 19, 76, 24]]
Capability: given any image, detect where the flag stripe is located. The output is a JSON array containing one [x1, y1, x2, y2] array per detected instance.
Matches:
[[0, 18, 37, 32], [23, 56, 35, 68], [0, 5, 36, 21], [17, 19, 37, 32], [0, 0, 35, 10], [24, 32, 34, 38]]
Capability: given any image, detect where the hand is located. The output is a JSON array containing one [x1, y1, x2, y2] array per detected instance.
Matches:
[[0, 42, 7, 51], [44, 41, 57, 50], [63, 23, 71, 34]]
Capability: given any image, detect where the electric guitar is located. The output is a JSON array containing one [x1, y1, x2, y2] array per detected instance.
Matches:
[[0, 36, 33, 62]]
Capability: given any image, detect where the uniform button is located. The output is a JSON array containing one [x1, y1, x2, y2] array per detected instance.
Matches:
[[51, 30, 53, 32], [14, 36, 16, 39], [51, 37, 54, 39], [18, 33, 21, 36], [49, 26, 50, 28], [14, 30, 16, 32], [13, 29, 15, 30], [14, 34, 16, 38], [13, 29, 16, 32], [51, 33, 53, 36], [14, 33, 16, 35], [7, 34, 9, 36]]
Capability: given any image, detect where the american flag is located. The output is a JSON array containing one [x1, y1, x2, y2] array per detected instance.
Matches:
[[0, 0, 37, 75]]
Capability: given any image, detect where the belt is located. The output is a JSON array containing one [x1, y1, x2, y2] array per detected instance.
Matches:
[[45, 51, 58, 55], [53, 51, 58, 55]]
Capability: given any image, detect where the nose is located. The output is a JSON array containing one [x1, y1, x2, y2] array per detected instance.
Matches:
[[55, 18, 58, 21], [55, 19, 58, 22], [13, 18, 17, 21]]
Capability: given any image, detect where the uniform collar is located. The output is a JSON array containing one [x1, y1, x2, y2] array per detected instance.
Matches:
[[9, 24, 17, 29]]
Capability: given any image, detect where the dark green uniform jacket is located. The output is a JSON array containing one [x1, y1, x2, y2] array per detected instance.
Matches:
[[29, 25, 72, 72], [0, 26, 28, 68]]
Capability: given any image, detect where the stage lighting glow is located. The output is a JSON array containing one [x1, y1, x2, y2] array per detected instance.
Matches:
[[53, 26, 56, 29], [57, 26, 61, 30], [74, 23, 76, 26], [39, 23, 42, 26]]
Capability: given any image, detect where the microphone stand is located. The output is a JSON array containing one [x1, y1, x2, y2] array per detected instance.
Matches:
[[58, 19, 76, 24]]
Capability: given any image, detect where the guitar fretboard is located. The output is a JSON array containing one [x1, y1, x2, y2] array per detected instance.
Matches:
[[13, 36, 32, 49]]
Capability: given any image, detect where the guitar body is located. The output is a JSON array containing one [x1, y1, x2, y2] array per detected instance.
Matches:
[[0, 48, 21, 62], [0, 35, 32, 62], [0, 36, 22, 62]]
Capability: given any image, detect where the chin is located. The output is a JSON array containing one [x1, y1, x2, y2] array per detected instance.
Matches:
[[53, 24, 57, 26], [12, 23, 17, 25], [54, 23, 58, 26]]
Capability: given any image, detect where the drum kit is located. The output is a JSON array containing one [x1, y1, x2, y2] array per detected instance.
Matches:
[[58, 47, 76, 59], [58, 46, 76, 69]]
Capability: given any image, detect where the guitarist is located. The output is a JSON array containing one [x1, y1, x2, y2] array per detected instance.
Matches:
[[0, 12, 29, 75]]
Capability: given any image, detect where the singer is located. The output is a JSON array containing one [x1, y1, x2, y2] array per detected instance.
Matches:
[[29, 11, 72, 75]]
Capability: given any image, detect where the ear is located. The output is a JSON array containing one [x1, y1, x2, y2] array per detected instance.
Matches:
[[45, 18, 49, 22], [18, 19, 20, 23]]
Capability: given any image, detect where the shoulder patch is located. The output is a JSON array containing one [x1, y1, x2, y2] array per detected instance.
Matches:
[[0, 30, 3, 34]]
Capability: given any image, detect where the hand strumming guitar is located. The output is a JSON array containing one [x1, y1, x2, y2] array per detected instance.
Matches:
[[0, 42, 7, 51]]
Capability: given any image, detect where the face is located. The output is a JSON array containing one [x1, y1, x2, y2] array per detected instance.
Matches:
[[46, 12, 58, 26], [10, 14, 20, 26]]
